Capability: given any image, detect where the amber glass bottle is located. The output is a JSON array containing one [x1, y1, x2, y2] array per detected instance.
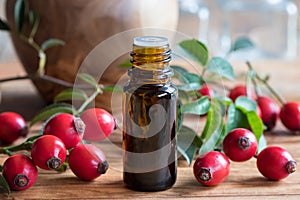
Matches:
[[122, 36, 177, 191]]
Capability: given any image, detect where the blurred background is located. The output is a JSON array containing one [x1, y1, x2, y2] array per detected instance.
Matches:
[[1, 0, 300, 63], [1, 0, 300, 119]]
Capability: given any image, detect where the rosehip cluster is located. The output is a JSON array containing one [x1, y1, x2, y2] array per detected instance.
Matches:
[[193, 128, 297, 186], [0, 108, 114, 191], [229, 84, 300, 132]]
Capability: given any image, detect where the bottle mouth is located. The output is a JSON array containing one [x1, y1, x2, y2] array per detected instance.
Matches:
[[133, 36, 169, 47]]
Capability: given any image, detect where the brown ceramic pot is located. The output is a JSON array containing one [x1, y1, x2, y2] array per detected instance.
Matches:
[[6, 0, 179, 111]]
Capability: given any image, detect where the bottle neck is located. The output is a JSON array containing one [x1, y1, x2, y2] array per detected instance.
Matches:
[[128, 44, 173, 85]]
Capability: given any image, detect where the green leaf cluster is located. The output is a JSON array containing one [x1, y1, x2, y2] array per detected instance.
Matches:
[[176, 38, 266, 165]]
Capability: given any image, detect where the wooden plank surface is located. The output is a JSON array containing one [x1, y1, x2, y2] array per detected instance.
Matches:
[[0, 61, 300, 200]]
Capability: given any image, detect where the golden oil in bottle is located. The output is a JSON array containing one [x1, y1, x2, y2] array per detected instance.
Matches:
[[122, 36, 177, 191]]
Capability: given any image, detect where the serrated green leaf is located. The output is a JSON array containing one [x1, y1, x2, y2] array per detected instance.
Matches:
[[0, 19, 10, 31], [14, 0, 26, 33], [119, 60, 131, 68], [179, 39, 209, 66], [182, 96, 211, 115], [235, 96, 257, 112], [41, 39, 65, 51], [200, 99, 224, 150], [246, 111, 264, 142], [225, 105, 250, 133], [230, 37, 255, 52], [0, 175, 10, 195], [206, 57, 235, 80], [54, 88, 88, 103], [77, 73, 100, 90], [30, 103, 75, 126], [199, 119, 225, 155], [177, 126, 200, 165]]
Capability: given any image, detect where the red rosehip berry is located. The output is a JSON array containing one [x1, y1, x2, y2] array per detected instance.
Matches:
[[43, 113, 85, 149], [193, 151, 230, 186], [68, 143, 109, 181], [198, 84, 214, 99], [0, 112, 28, 144], [256, 146, 297, 180], [223, 128, 258, 162], [228, 85, 256, 102], [31, 135, 67, 170], [81, 108, 115, 142], [257, 96, 279, 131], [279, 102, 300, 131], [2, 154, 38, 191]]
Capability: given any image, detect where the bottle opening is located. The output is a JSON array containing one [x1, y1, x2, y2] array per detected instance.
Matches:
[[133, 36, 169, 47]]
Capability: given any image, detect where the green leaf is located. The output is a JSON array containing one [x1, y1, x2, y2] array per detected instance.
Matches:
[[41, 39, 65, 51], [178, 90, 190, 103], [54, 88, 88, 103], [119, 60, 131, 68], [29, 10, 39, 38], [177, 126, 200, 165], [199, 100, 224, 154], [30, 103, 76, 126], [235, 96, 257, 112], [101, 85, 123, 93], [177, 82, 201, 91], [182, 96, 211, 115], [230, 37, 255, 52], [171, 65, 188, 76], [246, 111, 264, 142], [214, 96, 233, 106], [0, 19, 10, 31], [199, 116, 225, 154], [226, 105, 250, 133], [206, 57, 235, 80], [77, 73, 100, 90], [172, 66, 189, 83], [179, 39, 209, 66], [0, 175, 10, 195], [176, 100, 183, 132], [14, 0, 26, 33], [176, 72, 202, 91]]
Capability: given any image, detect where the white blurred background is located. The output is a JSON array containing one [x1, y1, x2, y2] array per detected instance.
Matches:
[[1, 0, 300, 63]]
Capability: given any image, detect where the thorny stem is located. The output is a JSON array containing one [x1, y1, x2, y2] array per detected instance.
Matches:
[[246, 61, 286, 105]]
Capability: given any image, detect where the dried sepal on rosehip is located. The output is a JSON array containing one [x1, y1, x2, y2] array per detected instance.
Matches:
[[193, 151, 230, 186], [68, 143, 109, 181], [2, 154, 38, 191], [256, 146, 297, 181], [31, 135, 67, 170], [223, 128, 258, 162], [43, 113, 85, 149]]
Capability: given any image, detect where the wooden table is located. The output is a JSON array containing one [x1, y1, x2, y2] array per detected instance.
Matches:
[[0, 61, 300, 200]]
